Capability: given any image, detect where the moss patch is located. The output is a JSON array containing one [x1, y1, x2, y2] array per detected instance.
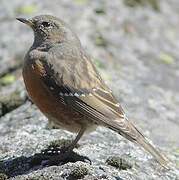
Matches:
[[16, 4, 38, 15], [106, 156, 133, 170], [158, 53, 175, 65], [69, 165, 88, 179], [124, 0, 160, 10], [0, 74, 16, 86], [94, 8, 106, 15], [94, 59, 105, 69], [74, 0, 88, 5], [95, 34, 108, 47]]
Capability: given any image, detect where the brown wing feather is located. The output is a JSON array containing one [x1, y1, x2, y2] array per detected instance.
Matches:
[[39, 52, 141, 141]]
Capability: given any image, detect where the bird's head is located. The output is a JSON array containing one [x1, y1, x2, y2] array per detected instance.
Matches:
[[17, 15, 80, 46]]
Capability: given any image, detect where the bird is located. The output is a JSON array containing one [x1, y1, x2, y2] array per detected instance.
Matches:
[[17, 15, 168, 167]]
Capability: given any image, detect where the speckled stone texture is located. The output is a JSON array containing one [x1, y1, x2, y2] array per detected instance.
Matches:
[[0, 0, 179, 179]]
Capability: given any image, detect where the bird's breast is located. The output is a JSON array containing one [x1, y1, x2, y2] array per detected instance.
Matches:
[[22, 59, 96, 133]]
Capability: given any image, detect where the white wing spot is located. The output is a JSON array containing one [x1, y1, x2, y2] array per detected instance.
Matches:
[[50, 87, 54, 90], [74, 93, 80, 97], [59, 92, 64, 96], [58, 92, 89, 97], [115, 103, 120, 107]]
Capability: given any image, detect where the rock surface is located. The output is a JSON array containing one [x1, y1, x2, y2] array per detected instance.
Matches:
[[0, 0, 179, 179]]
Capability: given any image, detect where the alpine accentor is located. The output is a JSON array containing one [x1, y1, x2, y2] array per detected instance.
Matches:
[[17, 15, 167, 167]]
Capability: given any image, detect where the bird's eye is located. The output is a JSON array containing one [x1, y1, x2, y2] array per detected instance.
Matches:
[[41, 21, 51, 27]]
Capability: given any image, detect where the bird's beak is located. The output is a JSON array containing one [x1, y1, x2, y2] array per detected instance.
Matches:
[[16, 18, 34, 28]]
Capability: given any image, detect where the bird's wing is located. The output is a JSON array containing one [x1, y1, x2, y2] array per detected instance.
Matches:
[[35, 51, 142, 141]]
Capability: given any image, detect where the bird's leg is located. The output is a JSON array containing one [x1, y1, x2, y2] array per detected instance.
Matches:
[[42, 126, 89, 166], [64, 126, 86, 152]]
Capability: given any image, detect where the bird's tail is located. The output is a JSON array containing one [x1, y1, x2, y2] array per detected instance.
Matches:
[[110, 118, 169, 168], [135, 135, 169, 168]]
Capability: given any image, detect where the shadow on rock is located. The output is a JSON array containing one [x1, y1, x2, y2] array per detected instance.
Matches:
[[0, 143, 90, 178]]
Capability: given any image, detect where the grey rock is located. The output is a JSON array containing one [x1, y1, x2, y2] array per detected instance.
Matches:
[[0, 0, 179, 179], [0, 80, 27, 117]]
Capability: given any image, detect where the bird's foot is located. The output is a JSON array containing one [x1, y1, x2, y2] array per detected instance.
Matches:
[[38, 147, 91, 166]]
